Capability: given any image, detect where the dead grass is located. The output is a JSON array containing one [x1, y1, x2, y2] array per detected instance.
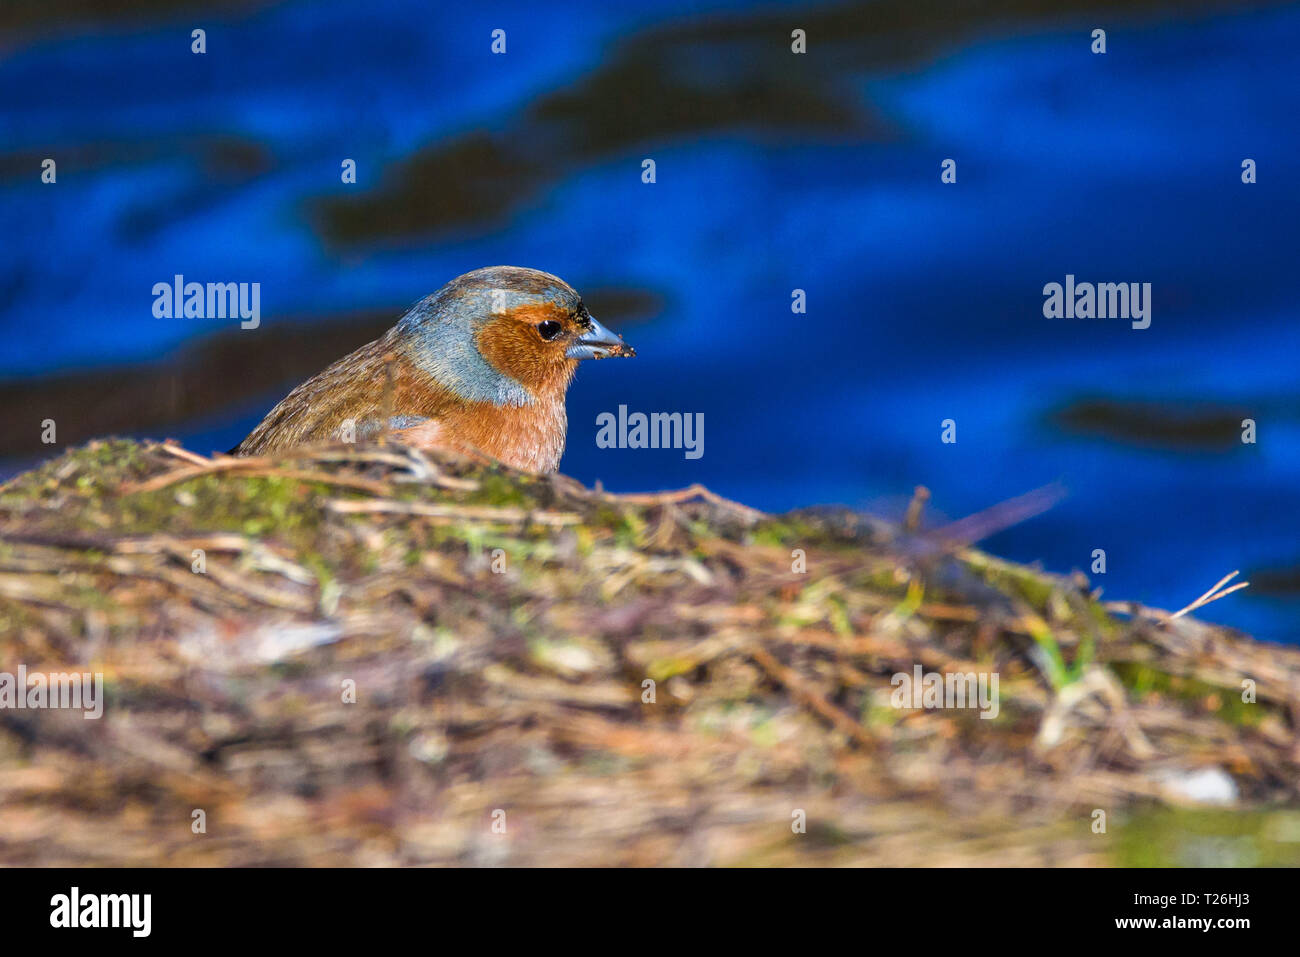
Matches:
[[0, 438, 1298, 866]]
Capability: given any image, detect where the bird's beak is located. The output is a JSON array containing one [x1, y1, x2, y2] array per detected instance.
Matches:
[[566, 316, 636, 360]]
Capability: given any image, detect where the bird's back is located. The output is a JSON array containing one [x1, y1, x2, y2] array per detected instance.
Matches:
[[235, 332, 402, 455]]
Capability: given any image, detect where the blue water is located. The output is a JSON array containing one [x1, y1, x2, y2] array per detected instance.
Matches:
[[2, 1, 1297, 639]]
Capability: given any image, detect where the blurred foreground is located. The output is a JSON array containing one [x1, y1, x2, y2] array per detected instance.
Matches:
[[1, 439, 1299, 865]]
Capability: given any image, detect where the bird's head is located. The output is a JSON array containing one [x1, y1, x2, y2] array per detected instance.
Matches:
[[396, 266, 635, 406]]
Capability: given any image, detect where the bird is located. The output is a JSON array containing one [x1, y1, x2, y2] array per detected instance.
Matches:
[[232, 266, 635, 472]]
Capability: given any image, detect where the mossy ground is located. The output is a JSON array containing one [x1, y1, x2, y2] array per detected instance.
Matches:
[[1, 438, 1298, 865]]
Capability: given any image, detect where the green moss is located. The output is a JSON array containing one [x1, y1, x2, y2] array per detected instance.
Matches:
[[749, 521, 794, 549], [965, 552, 1056, 611], [614, 510, 646, 549], [646, 656, 696, 682], [1115, 807, 1300, 866], [590, 505, 623, 530], [827, 595, 853, 637], [1111, 662, 1263, 726], [471, 471, 530, 508]]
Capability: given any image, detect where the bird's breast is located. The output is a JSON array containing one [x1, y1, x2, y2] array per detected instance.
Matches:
[[399, 391, 569, 474]]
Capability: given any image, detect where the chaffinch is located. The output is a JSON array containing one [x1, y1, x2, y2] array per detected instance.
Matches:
[[233, 266, 634, 472]]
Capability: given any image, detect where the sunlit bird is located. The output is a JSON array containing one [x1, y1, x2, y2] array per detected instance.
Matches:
[[233, 266, 635, 472]]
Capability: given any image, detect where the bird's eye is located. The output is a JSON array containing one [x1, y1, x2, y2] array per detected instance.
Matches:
[[537, 320, 563, 340]]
